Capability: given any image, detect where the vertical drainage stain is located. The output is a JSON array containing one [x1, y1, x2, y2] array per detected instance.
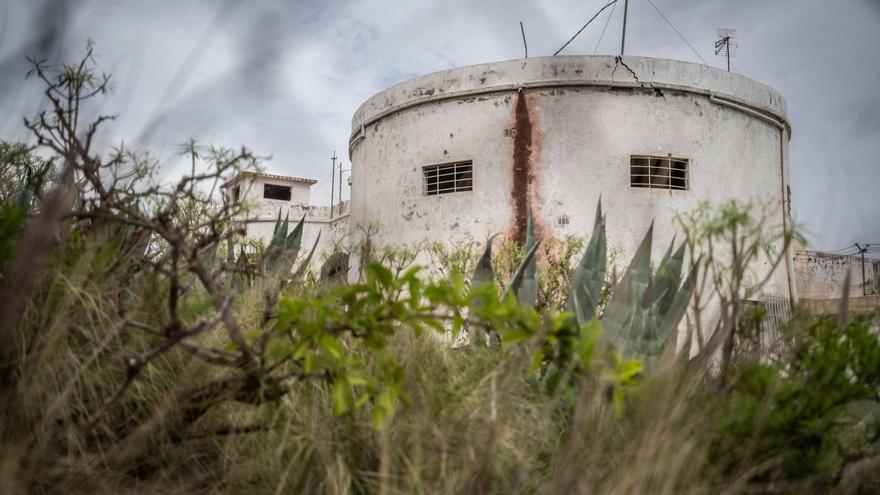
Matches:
[[510, 91, 533, 245]]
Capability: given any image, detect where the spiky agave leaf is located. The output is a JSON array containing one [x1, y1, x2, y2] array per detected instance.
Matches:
[[517, 206, 540, 305], [265, 213, 290, 274], [506, 240, 541, 302], [270, 212, 289, 249], [470, 234, 498, 345], [291, 230, 321, 281], [602, 222, 653, 355], [471, 235, 497, 289], [272, 208, 282, 236], [641, 263, 699, 359], [567, 199, 607, 324], [653, 240, 686, 314], [285, 214, 306, 260]]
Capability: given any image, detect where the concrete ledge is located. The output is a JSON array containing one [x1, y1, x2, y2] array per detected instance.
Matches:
[[351, 55, 788, 139]]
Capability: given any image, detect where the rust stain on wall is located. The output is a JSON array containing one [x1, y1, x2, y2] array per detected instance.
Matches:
[[509, 91, 545, 245]]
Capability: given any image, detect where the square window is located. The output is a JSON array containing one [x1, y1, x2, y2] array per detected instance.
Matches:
[[264, 183, 291, 201], [423, 160, 473, 196], [630, 155, 689, 191]]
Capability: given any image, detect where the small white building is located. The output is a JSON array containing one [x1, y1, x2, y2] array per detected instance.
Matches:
[[222, 171, 349, 267]]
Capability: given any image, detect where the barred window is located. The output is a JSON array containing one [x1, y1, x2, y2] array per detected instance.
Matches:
[[263, 183, 291, 201], [423, 160, 473, 196], [630, 155, 689, 190]]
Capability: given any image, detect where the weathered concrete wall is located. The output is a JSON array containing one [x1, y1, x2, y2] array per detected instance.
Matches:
[[349, 55, 794, 300], [800, 295, 880, 316], [794, 250, 879, 299], [235, 176, 312, 209]]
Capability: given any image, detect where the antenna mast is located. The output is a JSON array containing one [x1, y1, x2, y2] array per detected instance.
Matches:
[[714, 28, 737, 71], [620, 0, 629, 55], [330, 150, 337, 218]]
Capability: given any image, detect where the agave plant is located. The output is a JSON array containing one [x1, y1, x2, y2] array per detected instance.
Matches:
[[263, 211, 317, 277], [484, 199, 697, 361], [226, 210, 322, 286], [600, 226, 697, 360]]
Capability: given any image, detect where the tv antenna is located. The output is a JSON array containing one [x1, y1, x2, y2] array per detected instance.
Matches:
[[714, 28, 737, 72]]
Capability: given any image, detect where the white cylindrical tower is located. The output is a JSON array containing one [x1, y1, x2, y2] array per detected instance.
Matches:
[[349, 55, 794, 299]]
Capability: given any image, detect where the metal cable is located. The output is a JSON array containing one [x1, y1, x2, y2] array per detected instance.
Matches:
[[645, 0, 709, 65], [593, 0, 619, 55], [554, 0, 618, 56]]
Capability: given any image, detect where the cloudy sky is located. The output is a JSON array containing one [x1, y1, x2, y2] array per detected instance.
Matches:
[[1, 0, 878, 252]]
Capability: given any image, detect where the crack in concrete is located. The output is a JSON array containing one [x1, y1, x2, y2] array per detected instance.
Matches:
[[613, 56, 641, 85], [653, 87, 667, 102]]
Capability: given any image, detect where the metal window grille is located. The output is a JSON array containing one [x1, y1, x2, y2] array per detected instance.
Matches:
[[630, 155, 689, 190], [742, 296, 791, 358], [423, 160, 473, 196], [263, 183, 291, 201]]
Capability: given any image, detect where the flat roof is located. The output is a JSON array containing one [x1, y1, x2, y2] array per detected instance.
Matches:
[[221, 171, 318, 189]]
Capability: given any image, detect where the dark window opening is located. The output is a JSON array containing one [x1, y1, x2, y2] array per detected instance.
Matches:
[[232, 186, 241, 204], [264, 183, 291, 201], [630, 155, 689, 190], [423, 160, 473, 196]]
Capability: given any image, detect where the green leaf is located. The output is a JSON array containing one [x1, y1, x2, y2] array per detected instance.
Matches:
[[529, 348, 545, 374], [372, 389, 397, 428], [576, 319, 603, 365], [616, 357, 644, 382], [264, 336, 292, 361], [367, 263, 394, 289], [500, 326, 530, 346], [320, 334, 343, 359], [332, 377, 351, 415]]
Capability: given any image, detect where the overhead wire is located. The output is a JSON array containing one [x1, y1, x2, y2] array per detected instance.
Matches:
[[829, 243, 880, 256], [312, 170, 334, 196], [593, 0, 619, 55], [554, 0, 619, 56], [645, 0, 709, 65]]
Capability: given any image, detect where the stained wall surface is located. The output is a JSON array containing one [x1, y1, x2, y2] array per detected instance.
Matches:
[[795, 250, 879, 299]]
